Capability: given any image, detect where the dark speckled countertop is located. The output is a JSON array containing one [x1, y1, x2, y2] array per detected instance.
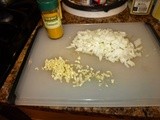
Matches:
[[0, 7, 160, 118]]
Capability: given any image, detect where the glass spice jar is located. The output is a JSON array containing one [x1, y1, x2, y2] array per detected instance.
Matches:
[[152, 0, 160, 21], [37, 0, 63, 39], [128, 0, 154, 15]]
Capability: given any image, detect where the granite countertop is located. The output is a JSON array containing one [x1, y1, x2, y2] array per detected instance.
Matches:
[[0, 7, 160, 118]]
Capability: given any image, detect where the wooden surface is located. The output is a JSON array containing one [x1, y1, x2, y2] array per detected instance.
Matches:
[[19, 106, 148, 120]]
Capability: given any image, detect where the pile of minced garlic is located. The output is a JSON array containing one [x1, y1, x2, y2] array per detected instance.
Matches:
[[67, 28, 142, 68], [42, 56, 114, 87]]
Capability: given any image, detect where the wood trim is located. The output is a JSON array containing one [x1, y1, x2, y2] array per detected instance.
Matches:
[[18, 107, 148, 120]]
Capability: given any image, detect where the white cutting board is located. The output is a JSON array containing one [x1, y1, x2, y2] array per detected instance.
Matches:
[[15, 23, 160, 107]]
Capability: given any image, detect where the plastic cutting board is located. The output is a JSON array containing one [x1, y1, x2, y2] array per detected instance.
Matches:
[[15, 23, 160, 107]]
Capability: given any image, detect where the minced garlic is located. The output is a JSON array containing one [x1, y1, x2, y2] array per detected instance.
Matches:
[[42, 56, 114, 87]]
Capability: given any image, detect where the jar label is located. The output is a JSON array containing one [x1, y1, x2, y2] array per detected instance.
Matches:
[[132, 0, 152, 14], [42, 12, 61, 29]]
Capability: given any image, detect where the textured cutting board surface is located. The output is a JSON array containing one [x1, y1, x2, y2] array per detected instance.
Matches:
[[15, 23, 160, 107]]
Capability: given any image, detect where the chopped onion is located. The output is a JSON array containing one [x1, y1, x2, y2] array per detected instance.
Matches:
[[67, 28, 142, 68]]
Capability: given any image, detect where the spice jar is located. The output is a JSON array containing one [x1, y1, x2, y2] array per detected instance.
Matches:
[[152, 0, 160, 21], [37, 0, 63, 39], [128, 0, 154, 15]]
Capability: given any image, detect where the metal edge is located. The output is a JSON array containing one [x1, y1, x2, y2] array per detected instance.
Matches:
[[7, 22, 43, 104]]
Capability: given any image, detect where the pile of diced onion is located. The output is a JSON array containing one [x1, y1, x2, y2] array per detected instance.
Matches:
[[67, 28, 142, 68], [42, 57, 114, 87]]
